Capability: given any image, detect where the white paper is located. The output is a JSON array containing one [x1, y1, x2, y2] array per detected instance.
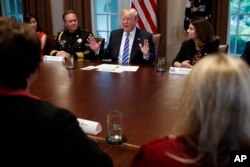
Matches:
[[77, 118, 102, 135], [80, 64, 139, 73], [117, 65, 139, 72], [169, 67, 192, 75], [80, 66, 97, 70], [95, 64, 122, 73], [95, 64, 139, 72], [43, 55, 65, 62], [96, 64, 120, 70], [96, 68, 123, 73]]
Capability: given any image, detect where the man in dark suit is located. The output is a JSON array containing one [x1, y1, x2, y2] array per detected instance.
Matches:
[[0, 17, 113, 167], [87, 8, 155, 65], [241, 41, 250, 66]]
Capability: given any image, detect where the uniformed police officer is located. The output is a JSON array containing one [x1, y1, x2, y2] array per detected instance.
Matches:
[[184, 0, 212, 31], [50, 10, 96, 60]]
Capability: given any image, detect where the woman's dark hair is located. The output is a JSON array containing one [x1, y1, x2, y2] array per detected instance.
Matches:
[[23, 14, 42, 32], [190, 17, 218, 48]]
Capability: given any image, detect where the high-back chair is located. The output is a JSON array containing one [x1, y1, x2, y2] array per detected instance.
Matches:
[[152, 34, 162, 64]]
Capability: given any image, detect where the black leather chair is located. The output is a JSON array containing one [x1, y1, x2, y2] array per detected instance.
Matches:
[[152, 34, 161, 64]]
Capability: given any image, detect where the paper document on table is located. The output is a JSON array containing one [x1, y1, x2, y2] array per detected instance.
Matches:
[[96, 64, 123, 73], [80, 64, 139, 73], [77, 118, 102, 135], [117, 65, 139, 72], [96, 64, 119, 70], [169, 67, 191, 75], [80, 66, 97, 70]]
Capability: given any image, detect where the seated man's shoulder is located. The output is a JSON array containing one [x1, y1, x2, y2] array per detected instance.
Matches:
[[35, 100, 73, 119], [54, 30, 65, 38], [78, 28, 93, 38], [183, 39, 194, 46], [137, 28, 151, 35], [57, 29, 65, 34], [79, 28, 91, 34], [136, 30, 153, 41], [111, 28, 123, 34]]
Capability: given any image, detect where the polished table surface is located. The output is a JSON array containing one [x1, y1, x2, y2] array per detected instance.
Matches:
[[30, 60, 187, 167]]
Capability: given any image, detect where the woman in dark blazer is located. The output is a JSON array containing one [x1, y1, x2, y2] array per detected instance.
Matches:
[[172, 17, 220, 68]]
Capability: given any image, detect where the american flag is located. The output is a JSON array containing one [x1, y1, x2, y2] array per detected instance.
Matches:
[[131, 0, 157, 34]]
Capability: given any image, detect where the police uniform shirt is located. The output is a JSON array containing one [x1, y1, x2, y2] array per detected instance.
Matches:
[[50, 27, 95, 59]]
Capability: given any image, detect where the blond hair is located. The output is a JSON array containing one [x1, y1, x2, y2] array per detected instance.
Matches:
[[121, 8, 138, 20], [172, 54, 250, 165]]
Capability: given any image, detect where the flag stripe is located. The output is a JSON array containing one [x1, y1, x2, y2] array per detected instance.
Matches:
[[131, 0, 157, 34], [149, 0, 157, 12], [132, 1, 153, 33], [146, 0, 157, 26], [142, 1, 156, 32], [137, 15, 146, 31], [139, 0, 157, 33]]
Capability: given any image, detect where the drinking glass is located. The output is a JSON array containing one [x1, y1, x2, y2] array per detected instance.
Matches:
[[106, 110, 127, 145]]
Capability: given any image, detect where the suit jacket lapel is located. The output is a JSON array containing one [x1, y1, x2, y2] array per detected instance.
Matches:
[[130, 28, 141, 61], [114, 29, 123, 58]]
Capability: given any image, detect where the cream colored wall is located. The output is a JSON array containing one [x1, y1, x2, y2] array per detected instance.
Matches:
[[166, 0, 186, 63], [51, 0, 64, 35]]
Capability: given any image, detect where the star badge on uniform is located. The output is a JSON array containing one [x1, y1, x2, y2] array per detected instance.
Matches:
[[77, 38, 82, 43]]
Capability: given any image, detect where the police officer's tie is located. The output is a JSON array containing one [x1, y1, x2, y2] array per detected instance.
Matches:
[[122, 32, 130, 65]]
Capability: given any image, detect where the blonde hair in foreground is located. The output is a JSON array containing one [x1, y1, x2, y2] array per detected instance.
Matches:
[[172, 54, 250, 165]]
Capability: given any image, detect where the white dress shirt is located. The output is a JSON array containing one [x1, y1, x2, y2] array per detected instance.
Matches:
[[118, 28, 136, 64]]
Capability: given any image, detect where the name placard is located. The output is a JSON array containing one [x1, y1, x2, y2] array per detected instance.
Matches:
[[77, 118, 102, 135], [43, 55, 65, 62], [169, 67, 191, 75]]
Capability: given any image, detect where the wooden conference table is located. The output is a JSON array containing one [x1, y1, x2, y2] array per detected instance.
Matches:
[[30, 59, 187, 167]]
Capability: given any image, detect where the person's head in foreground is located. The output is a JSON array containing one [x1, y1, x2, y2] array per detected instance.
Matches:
[[0, 17, 113, 167], [173, 54, 250, 166], [0, 17, 41, 90], [131, 54, 250, 167]]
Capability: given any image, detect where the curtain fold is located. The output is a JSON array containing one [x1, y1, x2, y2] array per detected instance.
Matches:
[[211, 0, 229, 44], [22, 0, 53, 36], [63, 0, 92, 32], [157, 0, 167, 58]]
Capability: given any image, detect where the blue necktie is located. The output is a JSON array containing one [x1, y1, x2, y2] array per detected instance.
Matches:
[[122, 32, 130, 65]]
